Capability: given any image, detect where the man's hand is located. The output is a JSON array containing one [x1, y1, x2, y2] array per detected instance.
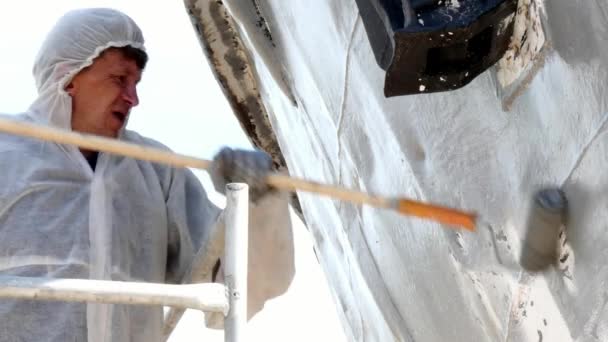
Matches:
[[210, 147, 275, 201]]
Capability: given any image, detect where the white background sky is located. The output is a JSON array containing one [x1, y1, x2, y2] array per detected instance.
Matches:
[[0, 0, 252, 203], [0, 2, 346, 340]]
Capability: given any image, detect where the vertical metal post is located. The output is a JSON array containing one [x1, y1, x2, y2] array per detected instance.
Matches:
[[224, 183, 249, 342]]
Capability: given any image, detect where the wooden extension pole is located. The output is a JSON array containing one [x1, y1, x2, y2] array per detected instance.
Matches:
[[0, 117, 477, 231]]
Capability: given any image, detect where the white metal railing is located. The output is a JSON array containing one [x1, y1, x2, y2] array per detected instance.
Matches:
[[0, 183, 249, 342], [222, 183, 249, 342], [0, 276, 228, 313]]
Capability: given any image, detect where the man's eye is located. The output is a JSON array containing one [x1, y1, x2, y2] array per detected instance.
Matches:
[[112, 75, 126, 85]]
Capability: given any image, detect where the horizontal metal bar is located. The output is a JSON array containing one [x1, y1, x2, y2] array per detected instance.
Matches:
[[162, 216, 226, 340], [0, 276, 229, 314]]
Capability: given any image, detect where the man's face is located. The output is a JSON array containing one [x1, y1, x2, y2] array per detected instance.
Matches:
[[66, 48, 142, 138]]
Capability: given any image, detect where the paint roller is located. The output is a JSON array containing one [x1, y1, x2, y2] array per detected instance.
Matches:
[[520, 187, 568, 272]]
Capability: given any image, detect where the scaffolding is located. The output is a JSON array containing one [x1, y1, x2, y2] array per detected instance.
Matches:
[[0, 183, 250, 342]]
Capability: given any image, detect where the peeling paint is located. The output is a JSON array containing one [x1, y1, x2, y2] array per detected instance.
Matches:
[[185, 0, 286, 167], [496, 0, 546, 110], [184, 0, 302, 214]]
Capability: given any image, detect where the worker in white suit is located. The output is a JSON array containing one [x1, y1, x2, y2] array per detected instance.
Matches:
[[0, 7, 294, 341]]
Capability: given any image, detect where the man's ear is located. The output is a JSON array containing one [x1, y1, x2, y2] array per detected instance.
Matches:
[[65, 82, 75, 96]]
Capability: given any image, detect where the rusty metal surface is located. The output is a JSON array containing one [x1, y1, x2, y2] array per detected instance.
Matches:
[[183, 0, 286, 170]]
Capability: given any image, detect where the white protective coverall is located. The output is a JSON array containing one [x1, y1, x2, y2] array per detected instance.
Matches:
[[0, 8, 293, 342]]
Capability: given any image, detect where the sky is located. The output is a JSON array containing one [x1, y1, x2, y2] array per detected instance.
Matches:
[[0, 0, 252, 203]]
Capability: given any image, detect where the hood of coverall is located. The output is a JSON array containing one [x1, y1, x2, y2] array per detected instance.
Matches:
[[28, 8, 145, 133]]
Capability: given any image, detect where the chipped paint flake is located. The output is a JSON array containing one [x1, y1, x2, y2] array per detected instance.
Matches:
[[496, 0, 546, 88]]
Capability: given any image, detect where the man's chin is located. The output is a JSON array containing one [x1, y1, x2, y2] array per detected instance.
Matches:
[[105, 122, 125, 138], [106, 130, 121, 139], [95, 128, 121, 139]]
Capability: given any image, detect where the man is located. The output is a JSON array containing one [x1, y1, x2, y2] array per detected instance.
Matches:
[[0, 8, 294, 341]]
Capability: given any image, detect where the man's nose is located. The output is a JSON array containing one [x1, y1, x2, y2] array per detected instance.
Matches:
[[122, 85, 139, 107]]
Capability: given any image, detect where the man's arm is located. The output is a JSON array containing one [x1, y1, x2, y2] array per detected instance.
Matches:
[[165, 146, 295, 324], [209, 147, 296, 321], [165, 167, 222, 284], [213, 190, 295, 321]]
